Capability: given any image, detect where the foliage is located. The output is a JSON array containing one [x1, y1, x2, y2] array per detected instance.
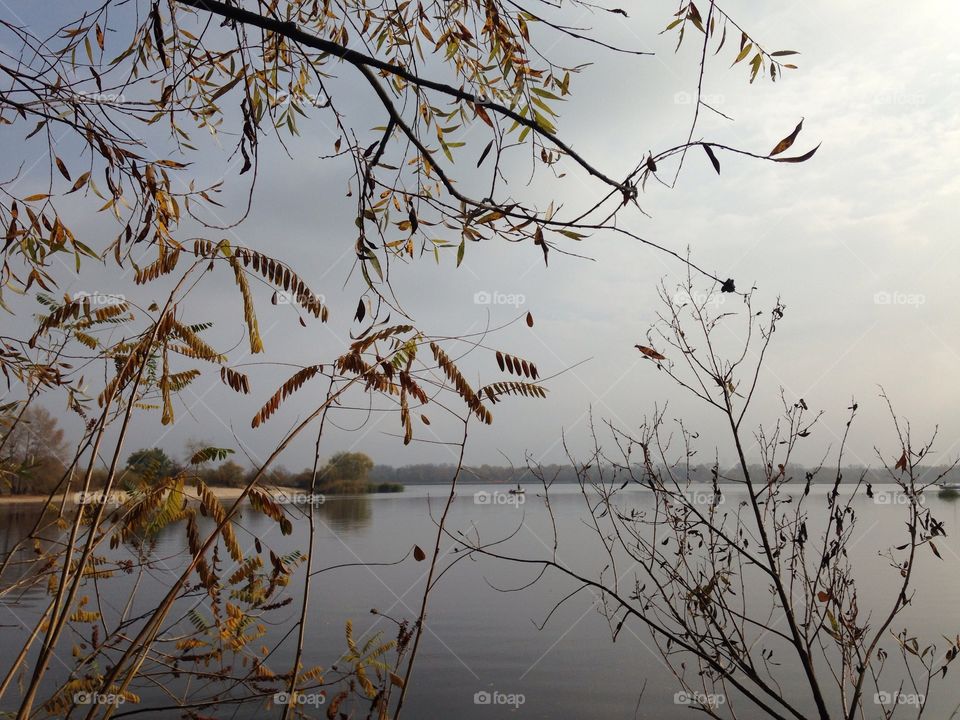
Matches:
[[0, 0, 819, 717], [198, 459, 247, 488], [459, 283, 957, 720], [369, 482, 404, 494], [317, 451, 375, 494], [125, 447, 177, 479], [0, 407, 68, 494]]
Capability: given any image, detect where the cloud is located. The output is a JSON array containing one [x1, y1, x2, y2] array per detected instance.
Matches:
[[2, 0, 958, 472]]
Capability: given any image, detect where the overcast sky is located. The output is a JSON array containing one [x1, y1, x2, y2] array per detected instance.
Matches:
[[4, 0, 959, 476]]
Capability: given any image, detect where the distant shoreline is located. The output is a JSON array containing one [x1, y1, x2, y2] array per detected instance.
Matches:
[[0, 486, 324, 506], [2, 477, 950, 505], [0, 481, 569, 503]]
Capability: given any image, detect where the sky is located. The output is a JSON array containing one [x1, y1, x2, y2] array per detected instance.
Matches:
[[3, 0, 959, 476]]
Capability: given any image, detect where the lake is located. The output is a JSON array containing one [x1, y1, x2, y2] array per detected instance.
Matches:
[[2, 483, 960, 718]]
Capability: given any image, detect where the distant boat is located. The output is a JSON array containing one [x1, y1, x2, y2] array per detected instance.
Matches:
[[939, 482, 960, 491], [508, 484, 525, 495]]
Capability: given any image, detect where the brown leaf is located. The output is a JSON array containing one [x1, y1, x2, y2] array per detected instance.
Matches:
[[895, 451, 907, 472], [771, 143, 821, 164], [534, 226, 548, 267], [703, 144, 720, 174], [413, 545, 426, 561], [151, 4, 168, 69], [817, 590, 830, 603], [477, 139, 493, 168], [475, 104, 493, 128], [526, 311, 534, 327], [55, 157, 71, 182], [770, 119, 803, 156], [635, 345, 666, 361]]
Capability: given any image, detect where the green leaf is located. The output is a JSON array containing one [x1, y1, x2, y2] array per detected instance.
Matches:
[[749, 54, 763, 83], [732, 43, 752, 66], [190, 447, 235, 465], [365, 252, 383, 281], [439, 137, 454, 163], [530, 87, 562, 101]]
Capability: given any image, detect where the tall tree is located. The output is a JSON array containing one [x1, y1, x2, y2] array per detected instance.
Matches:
[[321, 451, 374, 493], [0, 406, 67, 494], [125, 447, 176, 478], [200, 459, 247, 487]]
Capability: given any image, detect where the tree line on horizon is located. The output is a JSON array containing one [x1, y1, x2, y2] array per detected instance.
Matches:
[[0, 407, 401, 495], [5, 407, 960, 496], [370, 461, 960, 488]]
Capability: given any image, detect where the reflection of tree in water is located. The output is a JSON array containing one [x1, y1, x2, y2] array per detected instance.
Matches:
[[115, 496, 375, 548], [0, 505, 69, 606], [239, 496, 373, 534], [318, 496, 372, 532], [0, 505, 45, 558]]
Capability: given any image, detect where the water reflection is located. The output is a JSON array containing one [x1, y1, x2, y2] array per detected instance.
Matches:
[[317, 495, 372, 531], [0, 504, 71, 609], [0, 503, 65, 556], [2, 487, 960, 719]]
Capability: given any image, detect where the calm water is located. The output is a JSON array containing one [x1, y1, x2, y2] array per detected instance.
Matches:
[[3, 484, 960, 718]]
